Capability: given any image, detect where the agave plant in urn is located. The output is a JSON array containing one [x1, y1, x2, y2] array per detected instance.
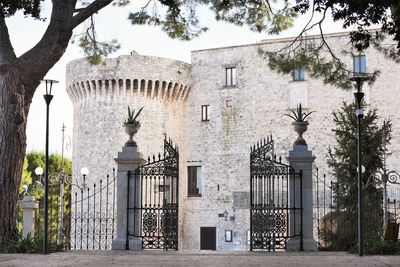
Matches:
[[123, 106, 143, 147], [284, 103, 314, 146]]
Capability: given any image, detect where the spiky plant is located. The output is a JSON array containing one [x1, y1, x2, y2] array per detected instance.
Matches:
[[284, 103, 314, 122], [124, 106, 144, 125]]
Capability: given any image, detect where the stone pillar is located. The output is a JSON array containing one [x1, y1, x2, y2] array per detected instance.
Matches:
[[286, 128, 318, 251], [19, 195, 39, 238], [112, 145, 146, 250]]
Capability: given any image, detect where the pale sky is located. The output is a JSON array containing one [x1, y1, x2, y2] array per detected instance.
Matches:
[[6, 1, 345, 158]]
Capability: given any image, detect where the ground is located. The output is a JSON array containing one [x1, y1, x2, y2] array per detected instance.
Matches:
[[0, 251, 400, 267]]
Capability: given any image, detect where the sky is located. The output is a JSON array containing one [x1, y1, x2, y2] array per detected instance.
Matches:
[[5, 1, 346, 158]]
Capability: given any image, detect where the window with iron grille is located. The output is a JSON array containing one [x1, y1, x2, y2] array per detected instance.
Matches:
[[201, 105, 210, 121], [225, 67, 237, 86], [188, 166, 202, 196], [293, 66, 305, 81], [353, 55, 366, 74]]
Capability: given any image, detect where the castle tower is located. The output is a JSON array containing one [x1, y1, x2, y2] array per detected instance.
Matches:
[[66, 53, 191, 186]]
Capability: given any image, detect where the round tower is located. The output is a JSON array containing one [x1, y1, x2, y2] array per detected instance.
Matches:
[[66, 53, 191, 185]]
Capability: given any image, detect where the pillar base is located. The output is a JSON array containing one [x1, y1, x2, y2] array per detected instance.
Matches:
[[112, 237, 142, 250], [286, 237, 318, 251]]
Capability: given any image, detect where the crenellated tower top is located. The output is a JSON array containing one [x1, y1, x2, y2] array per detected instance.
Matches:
[[66, 53, 191, 104]]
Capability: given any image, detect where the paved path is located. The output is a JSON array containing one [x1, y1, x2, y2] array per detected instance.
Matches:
[[0, 251, 399, 267]]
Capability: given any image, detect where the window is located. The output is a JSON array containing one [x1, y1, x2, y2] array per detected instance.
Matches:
[[225, 67, 237, 86], [225, 230, 233, 242], [293, 66, 305, 81], [201, 105, 210, 121], [188, 166, 202, 196], [353, 55, 366, 74], [225, 99, 233, 108]]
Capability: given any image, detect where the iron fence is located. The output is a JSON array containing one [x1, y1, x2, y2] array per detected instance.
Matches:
[[70, 169, 117, 250], [313, 168, 400, 250]]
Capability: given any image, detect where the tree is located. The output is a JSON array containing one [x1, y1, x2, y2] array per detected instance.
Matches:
[[264, 1, 400, 90], [0, 0, 297, 245], [326, 101, 392, 249]]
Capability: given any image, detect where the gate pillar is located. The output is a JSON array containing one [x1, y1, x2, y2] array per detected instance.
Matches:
[[287, 143, 318, 251], [112, 145, 146, 250]]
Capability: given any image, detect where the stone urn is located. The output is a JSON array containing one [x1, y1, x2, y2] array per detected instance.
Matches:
[[124, 123, 140, 147], [292, 121, 308, 146]]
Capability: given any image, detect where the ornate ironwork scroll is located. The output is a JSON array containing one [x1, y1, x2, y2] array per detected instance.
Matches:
[[130, 135, 179, 250], [250, 135, 303, 251]]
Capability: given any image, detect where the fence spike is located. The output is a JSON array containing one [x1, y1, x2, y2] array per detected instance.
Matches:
[[158, 153, 161, 160], [148, 156, 151, 162], [263, 137, 266, 145], [152, 155, 155, 162], [279, 156, 282, 163]]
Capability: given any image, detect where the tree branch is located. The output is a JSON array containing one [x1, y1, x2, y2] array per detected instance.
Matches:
[[0, 18, 16, 65], [70, 0, 113, 29], [16, 0, 78, 97]]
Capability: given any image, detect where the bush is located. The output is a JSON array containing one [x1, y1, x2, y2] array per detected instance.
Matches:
[[349, 239, 400, 255], [0, 234, 63, 253]]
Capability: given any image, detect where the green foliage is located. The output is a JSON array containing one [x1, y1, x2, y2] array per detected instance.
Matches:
[[0, 233, 63, 253], [294, 1, 400, 53], [262, 44, 379, 90], [20, 157, 32, 195], [327, 102, 391, 209], [283, 103, 314, 122], [349, 240, 400, 255], [128, 0, 296, 41], [325, 101, 392, 249], [124, 106, 143, 125], [0, 0, 43, 19], [78, 37, 120, 65], [19, 152, 72, 245], [261, 2, 398, 90]]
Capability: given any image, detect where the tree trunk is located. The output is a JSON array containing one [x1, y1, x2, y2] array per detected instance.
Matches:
[[0, 65, 28, 244], [0, 0, 112, 245]]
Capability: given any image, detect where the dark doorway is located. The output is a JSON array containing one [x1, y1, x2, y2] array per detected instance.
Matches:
[[200, 227, 216, 250]]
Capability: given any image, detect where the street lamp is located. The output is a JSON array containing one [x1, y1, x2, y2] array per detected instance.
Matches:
[[42, 79, 58, 254], [349, 72, 369, 256]]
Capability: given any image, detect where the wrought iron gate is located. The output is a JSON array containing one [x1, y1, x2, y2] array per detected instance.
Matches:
[[128, 136, 179, 250], [250, 136, 303, 251]]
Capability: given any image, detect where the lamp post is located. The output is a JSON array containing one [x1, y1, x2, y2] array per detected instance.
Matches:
[[349, 73, 369, 256], [42, 79, 58, 254]]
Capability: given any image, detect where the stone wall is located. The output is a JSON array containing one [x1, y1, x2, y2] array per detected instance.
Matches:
[[183, 32, 400, 250]]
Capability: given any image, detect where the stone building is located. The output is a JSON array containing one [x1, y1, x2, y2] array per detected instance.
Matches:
[[66, 32, 400, 251]]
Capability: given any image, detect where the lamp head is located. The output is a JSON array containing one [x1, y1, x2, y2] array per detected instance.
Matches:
[[41, 79, 59, 95], [80, 167, 89, 176], [35, 166, 44, 176]]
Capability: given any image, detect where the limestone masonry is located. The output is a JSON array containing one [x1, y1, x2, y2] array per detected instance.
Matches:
[[66, 32, 400, 251]]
